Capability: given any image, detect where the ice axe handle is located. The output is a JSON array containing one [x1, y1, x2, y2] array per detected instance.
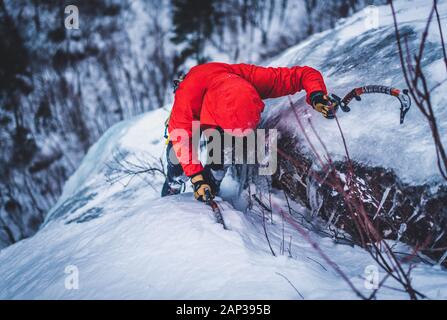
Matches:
[[329, 94, 350, 112], [204, 189, 212, 204]]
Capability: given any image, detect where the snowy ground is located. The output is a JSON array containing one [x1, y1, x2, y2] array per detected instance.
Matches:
[[1, 0, 446, 300], [0, 108, 446, 300]]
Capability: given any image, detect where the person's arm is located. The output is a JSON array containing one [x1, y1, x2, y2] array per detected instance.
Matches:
[[168, 84, 204, 178], [230, 63, 327, 105]]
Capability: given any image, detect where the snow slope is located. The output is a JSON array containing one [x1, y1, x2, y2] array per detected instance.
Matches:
[[1, 0, 447, 300], [264, 0, 447, 185], [1, 108, 446, 300]]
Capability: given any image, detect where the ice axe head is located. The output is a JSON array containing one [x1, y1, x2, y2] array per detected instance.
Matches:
[[398, 89, 411, 124]]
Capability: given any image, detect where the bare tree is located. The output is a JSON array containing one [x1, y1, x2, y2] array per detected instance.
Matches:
[[390, 0, 447, 181]]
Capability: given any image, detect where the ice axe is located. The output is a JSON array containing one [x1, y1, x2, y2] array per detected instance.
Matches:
[[328, 85, 412, 124], [204, 189, 227, 230]]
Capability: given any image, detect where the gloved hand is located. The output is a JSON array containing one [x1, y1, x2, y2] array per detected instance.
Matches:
[[310, 91, 339, 119], [191, 173, 215, 202]]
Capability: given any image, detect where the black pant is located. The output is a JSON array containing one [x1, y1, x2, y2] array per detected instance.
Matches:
[[165, 139, 227, 192], [166, 128, 258, 192]]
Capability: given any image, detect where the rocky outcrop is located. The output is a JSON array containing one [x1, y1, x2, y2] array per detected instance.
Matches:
[[273, 130, 447, 266]]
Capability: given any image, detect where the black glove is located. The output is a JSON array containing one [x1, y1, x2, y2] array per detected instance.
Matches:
[[310, 91, 339, 119], [191, 173, 215, 202]]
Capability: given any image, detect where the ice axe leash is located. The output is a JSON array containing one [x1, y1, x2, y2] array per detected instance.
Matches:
[[204, 189, 227, 230], [328, 85, 412, 124]]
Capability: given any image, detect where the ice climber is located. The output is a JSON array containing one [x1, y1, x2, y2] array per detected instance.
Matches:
[[161, 62, 335, 202]]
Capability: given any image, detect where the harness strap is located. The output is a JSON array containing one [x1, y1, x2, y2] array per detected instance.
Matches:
[[164, 73, 187, 144]]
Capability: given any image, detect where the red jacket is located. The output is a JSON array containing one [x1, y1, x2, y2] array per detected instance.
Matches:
[[168, 62, 327, 177]]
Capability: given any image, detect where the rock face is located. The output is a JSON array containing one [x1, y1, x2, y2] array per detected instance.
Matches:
[[259, 0, 447, 268], [273, 130, 447, 266]]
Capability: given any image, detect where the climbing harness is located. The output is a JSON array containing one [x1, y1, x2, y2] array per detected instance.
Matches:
[[164, 73, 187, 144]]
